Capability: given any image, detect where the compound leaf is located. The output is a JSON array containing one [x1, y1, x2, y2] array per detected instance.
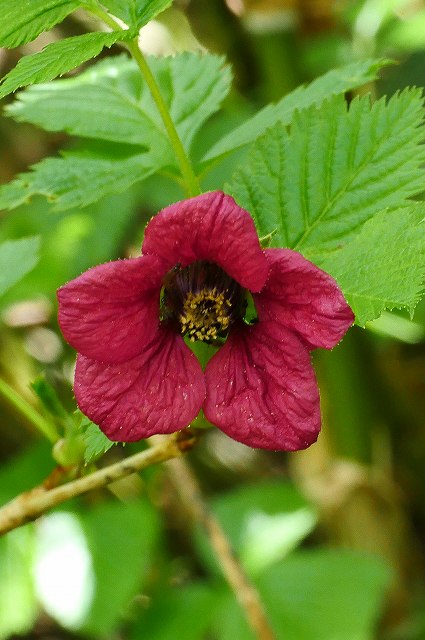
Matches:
[[0, 0, 81, 48], [203, 58, 391, 163], [319, 205, 425, 325], [0, 31, 130, 100], [227, 90, 425, 255], [0, 145, 163, 211], [227, 89, 425, 324], [100, 0, 172, 29], [6, 53, 232, 154], [1, 53, 231, 210]]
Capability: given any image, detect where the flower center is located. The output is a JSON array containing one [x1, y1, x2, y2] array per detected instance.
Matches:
[[161, 261, 246, 344]]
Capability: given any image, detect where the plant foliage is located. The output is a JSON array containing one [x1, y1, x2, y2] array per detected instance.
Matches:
[[227, 90, 425, 325], [0, 0, 82, 48], [0, 236, 40, 297]]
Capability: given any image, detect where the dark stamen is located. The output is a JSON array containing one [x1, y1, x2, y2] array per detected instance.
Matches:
[[161, 261, 246, 344]]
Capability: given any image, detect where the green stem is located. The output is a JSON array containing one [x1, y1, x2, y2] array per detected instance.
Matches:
[[83, 1, 122, 31], [84, 2, 201, 198], [128, 40, 201, 197], [0, 378, 59, 444]]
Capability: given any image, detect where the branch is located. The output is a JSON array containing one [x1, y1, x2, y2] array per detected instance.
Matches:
[[166, 455, 277, 640], [0, 432, 194, 537]]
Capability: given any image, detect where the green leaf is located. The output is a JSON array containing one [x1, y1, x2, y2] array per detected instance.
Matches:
[[227, 90, 425, 256], [0, 31, 130, 100], [0, 0, 81, 48], [0, 187, 144, 302], [203, 58, 391, 162], [0, 441, 53, 507], [158, 52, 232, 153], [258, 550, 391, 640], [130, 583, 218, 640], [214, 550, 391, 640], [319, 205, 425, 326], [0, 236, 40, 297], [1, 53, 231, 210], [31, 376, 68, 420], [80, 418, 115, 464], [80, 500, 160, 635], [6, 58, 165, 147], [0, 144, 163, 211], [195, 481, 317, 577], [0, 528, 38, 638], [101, 0, 172, 29], [6, 53, 232, 154]]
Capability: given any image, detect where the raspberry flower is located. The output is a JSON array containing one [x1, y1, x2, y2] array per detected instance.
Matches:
[[57, 191, 354, 450]]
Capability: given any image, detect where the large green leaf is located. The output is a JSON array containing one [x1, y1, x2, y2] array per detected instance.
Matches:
[[227, 90, 425, 252], [6, 72, 164, 147], [0, 236, 40, 297], [1, 53, 231, 211], [0, 31, 130, 100], [0, 144, 164, 211], [227, 90, 425, 325], [0, 528, 38, 638], [0, 185, 145, 303], [80, 500, 160, 635], [6, 53, 232, 153], [203, 58, 390, 162], [0, 0, 81, 48], [101, 0, 172, 29], [259, 551, 391, 640], [195, 481, 316, 577], [130, 583, 218, 640], [320, 205, 425, 325], [0, 441, 53, 506], [214, 550, 391, 640]]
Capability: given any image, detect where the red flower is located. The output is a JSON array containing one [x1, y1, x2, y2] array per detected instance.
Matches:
[[57, 191, 354, 450]]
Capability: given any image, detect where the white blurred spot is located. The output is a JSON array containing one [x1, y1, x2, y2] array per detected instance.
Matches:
[[24, 327, 63, 363], [367, 311, 425, 344], [2, 299, 52, 327], [34, 512, 94, 629], [241, 508, 317, 575], [138, 8, 206, 56]]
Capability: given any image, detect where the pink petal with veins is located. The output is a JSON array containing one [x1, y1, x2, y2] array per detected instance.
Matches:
[[204, 321, 321, 450], [58, 255, 163, 364], [256, 249, 354, 350], [75, 327, 205, 441], [142, 191, 268, 292]]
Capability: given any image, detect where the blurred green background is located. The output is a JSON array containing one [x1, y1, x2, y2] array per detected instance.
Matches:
[[1, 1, 425, 638]]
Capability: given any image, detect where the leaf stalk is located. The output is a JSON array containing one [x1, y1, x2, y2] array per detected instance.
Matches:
[[127, 39, 201, 197], [0, 377, 59, 443], [85, 1, 201, 197]]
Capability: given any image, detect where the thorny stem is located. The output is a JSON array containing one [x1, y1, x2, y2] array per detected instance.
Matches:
[[166, 455, 278, 640], [85, 1, 201, 198], [0, 433, 188, 537], [0, 378, 59, 444]]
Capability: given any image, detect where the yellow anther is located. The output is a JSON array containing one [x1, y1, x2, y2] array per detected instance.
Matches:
[[178, 287, 233, 343]]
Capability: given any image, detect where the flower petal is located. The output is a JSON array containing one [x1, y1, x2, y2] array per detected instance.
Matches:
[[75, 328, 205, 441], [142, 191, 268, 292], [256, 249, 354, 350], [58, 255, 163, 364], [204, 322, 321, 450]]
